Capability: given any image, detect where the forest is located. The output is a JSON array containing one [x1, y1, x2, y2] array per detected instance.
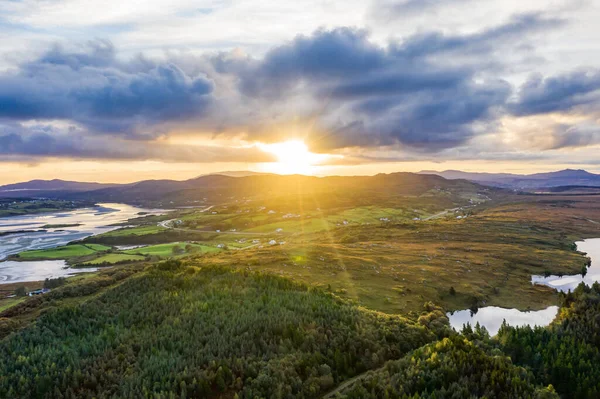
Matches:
[[0, 261, 444, 398], [1, 255, 600, 398], [332, 283, 600, 398]]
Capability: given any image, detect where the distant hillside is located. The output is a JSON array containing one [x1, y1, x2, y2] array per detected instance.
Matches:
[[6, 172, 488, 208], [0, 179, 120, 196], [532, 185, 600, 195], [420, 169, 600, 190], [200, 171, 273, 178]]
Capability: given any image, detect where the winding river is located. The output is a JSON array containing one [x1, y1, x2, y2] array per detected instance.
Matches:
[[0, 203, 166, 283], [448, 238, 600, 335]]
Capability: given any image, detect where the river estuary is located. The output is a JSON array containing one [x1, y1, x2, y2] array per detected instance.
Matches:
[[0, 203, 165, 283]]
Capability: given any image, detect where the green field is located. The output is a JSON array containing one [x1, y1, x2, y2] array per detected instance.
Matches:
[[0, 297, 26, 313], [15, 244, 109, 260], [124, 242, 220, 257], [0, 199, 93, 217], [200, 196, 600, 314], [101, 225, 166, 237], [83, 244, 112, 251], [79, 253, 146, 265]]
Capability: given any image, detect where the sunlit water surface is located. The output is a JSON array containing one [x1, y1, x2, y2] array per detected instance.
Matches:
[[0, 203, 166, 283]]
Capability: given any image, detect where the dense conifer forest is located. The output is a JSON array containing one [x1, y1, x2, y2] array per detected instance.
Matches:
[[497, 283, 600, 399], [1, 260, 600, 398], [0, 261, 443, 398]]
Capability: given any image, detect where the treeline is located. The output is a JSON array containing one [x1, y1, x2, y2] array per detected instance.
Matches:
[[497, 282, 600, 399], [334, 335, 558, 399], [0, 262, 444, 398]]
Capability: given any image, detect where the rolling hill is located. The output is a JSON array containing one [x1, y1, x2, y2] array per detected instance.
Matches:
[[0, 173, 490, 209], [0, 179, 120, 197]]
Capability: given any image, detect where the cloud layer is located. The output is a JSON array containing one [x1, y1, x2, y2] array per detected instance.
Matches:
[[1, 2, 600, 166]]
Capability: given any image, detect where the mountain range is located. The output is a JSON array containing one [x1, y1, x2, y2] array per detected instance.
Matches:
[[1, 169, 599, 206], [419, 169, 600, 189], [0, 172, 482, 207]]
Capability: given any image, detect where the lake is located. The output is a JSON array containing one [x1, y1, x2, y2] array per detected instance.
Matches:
[[531, 238, 600, 292], [0, 203, 166, 283], [448, 238, 600, 335]]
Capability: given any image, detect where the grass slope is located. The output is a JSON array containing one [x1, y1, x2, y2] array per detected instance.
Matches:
[[80, 254, 146, 265]]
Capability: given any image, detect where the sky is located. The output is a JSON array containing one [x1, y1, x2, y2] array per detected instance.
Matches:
[[1, 0, 600, 184]]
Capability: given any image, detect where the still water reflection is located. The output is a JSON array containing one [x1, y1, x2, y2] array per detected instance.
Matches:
[[448, 238, 600, 335]]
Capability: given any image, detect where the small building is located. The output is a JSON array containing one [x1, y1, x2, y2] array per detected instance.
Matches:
[[28, 288, 50, 296]]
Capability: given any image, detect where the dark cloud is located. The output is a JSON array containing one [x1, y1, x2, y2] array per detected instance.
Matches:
[[39, 40, 117, 69], [237, 28, 386, 98], [0, 122, 274, 163], [510, 70, 600, 116], [548, 122, 600, 149], [231, 25, 520, 149], [0, 40, 214, 137], [392, 13, 564, 59]]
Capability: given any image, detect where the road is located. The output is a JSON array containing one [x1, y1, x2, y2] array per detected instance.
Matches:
[[422, 207, 461, 221], [321, 365, 387, 398], [157, 205, 214, 228]]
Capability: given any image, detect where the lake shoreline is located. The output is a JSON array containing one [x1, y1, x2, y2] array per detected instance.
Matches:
[[448, 238, 600, 335]]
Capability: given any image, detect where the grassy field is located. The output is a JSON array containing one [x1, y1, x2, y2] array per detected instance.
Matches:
[[0, 297, 26, 313], [12, 191, 599, 317], [80, 193, 600, 315], [124, 242, 221, 257], [15, 244, 108, 260], [80, 253, 146, 265], [192, 195, 600, 314], [101, 225, 166, 237], [0, 199, 93, 217]]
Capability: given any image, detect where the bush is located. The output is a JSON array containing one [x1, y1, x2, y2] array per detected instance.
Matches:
[[14, 286, 26, 297], [43, 277, 66, 289]]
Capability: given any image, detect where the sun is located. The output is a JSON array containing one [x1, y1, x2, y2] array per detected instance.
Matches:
[[259, 140, 328, 174]]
